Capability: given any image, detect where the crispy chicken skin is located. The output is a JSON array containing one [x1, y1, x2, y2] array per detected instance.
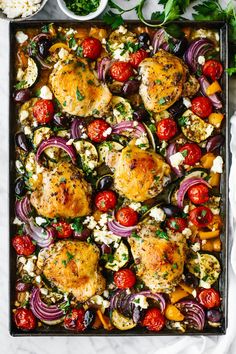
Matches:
[[30, 162, 92, 218], [139, 49, 186, 113], [37, 240, 106, 302], [107, 140, 171, 202], [49, 58, 112, 117], [129, 219, 186, 293]]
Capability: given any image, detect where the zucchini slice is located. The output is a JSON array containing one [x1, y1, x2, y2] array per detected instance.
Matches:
[[18, 57, 38, 89], [33, 127, 52, 147], [143, 123, 156, 151], [112, 96, 133, 123], [182, 168, 209, 183], [73, 140, 99, 170], [98, 141, 123, 164], [110, 309, 136, 331], [105, 241, 129, 271], [25, 152, 36, 174]]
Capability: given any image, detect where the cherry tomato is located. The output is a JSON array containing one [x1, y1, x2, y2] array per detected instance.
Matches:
[[114, 269, 136, 289], [189, 206, 213, 228], [187, 183, 209, 205], [191, 96, 213, 118], [95, 190, 117, 212], [179, 143, 202, 166], [52, 221, 73, 239], [198, 288, 221, 309], [82, 37, 102, 60], [142, 308, 165, 332], [64, 308, 86, 331], [12, 235, 35, 256], [33, 99, 54, 124], [156, 118, 177, 141], [109, 61, 134, 82], [130, 49, 148, 68], [116, 207, 138, 227], [87, 119, 111, 143], [14, 308, 36, 331], [203, 60, 223, 81], [166, 217, 187, 232]]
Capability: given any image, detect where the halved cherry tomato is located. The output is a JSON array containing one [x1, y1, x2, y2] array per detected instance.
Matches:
[[166, 217, 187, 232], [64, 308, 86, 331], [130, 49, 148, 68], [109, 61, 134, 82], [33, 99, 54, 124], [116, 206, 138, 226], [12, 235, 35, 256], [142, 308, 165, 332], [52, 221, 73, 239], [198, 288, 221, 309], [82, 37, 102, 60], [14, 308, 36, 331], [95, 190, 117, 212], [156, 118, 177, 141], [203, 60, 223, 81], [87, 119, 111, 143], [191, 96, 213, 118], [114, 269, 136, 289], [189, 206, 213, 228], [187, 183, 209, 204], [179, 143, 202, 166]]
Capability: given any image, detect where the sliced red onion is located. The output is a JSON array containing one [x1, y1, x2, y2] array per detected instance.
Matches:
[[24, 219, 55, 248], [184, 38, 214, 73], [15, 195, 32, 222], [166, 143, 184, 177], [112, 121, 146, 137], [108, 219, 136, 237], [177, 177, 211, 209], [32, 33, 51, 43], [199, 76, 222, 109], [36, 137, 77, 164], [134, 291, 166, 313], [30, 287, 65, 324], [152, 29, 166, 54], [97, 57, 112, 81], [176, 300, 205, 331], [70, 118, 84, 139], [35, 55, 53, 70], [206, 134, 224, 152]]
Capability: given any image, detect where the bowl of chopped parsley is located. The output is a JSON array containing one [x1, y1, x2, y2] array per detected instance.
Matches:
[[57, 0, 108, 20]]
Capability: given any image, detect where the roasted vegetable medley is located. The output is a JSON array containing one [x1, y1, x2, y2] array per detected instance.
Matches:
[[12, 23, 225, 333]]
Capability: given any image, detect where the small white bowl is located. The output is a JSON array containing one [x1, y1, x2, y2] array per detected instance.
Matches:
[[57, 0, 108, 21], [0, 0, 49, 21]]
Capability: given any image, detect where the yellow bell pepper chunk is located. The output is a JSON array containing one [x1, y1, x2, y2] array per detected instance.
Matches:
[[208, 171, 220, 187], [200, 152, 215, 169], [49, 43, 71, 53], [169, 287, 189, 304], [199, 229, 220, 240], [165, 304, 184, 321], [206, 81, 222, 95], [208, 113, 224, 128]]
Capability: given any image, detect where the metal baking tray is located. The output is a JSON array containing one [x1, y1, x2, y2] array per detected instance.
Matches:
[[9, 20, 229, 336]]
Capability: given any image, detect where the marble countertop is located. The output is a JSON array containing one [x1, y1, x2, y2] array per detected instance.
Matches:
[[0, 1, 236, 353]]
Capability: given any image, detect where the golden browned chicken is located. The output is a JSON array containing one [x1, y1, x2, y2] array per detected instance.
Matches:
[[37, 240, 105, 302], [49, 58, 112, 117], [139, 49, 186, 113], [106, 140, 171, 202], [129, 218, 186, 293], [30, 162, 92, 218]]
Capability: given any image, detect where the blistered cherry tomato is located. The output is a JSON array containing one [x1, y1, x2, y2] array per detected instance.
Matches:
[[179, 143, 202, 166], [95, 190, 117, 212], [116, 207, 138, 227], [130, 49, 148, 68], [203, 60, 223, 81], [114, 269, 136, 289], [82, 37, 102, 60], [187, 184, 209, 205], [14, 308, 36, 331], [142, 308, 165, 332], [166, 217, 187, 232], [12, 235, 35, 256], [87, 119, 111, 143], [156, 118, 177, 141], [64, 308, 86, 331], [189, 206, 213, 228], [191, 96, 213, 118], [33, 99, 54, 124], [110, 61, 134, 82], [198, 288, 221, 309], [52, 221, 73, 239]]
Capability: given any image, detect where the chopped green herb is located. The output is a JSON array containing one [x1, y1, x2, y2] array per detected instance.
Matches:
[[201, 209, 207, 217], [41, 24, 50, 33], [87, 79, 94, 85], [76, 87, 85, 101], [68, 36, 77, 49], [59, 177, 66, 183], [76, 46, 83, 57], [140, 205, 149, 214], [156, 230, 169, 240], [172, 263, 178, 269], [92, 109, 100, 115], [14, 80, 27, 90], [158, 97, 166, 105], [178, 116, 188, 127], [64, 0, 100, 16], [148, 124, 156, 133], [62, 260, 67, 267], [63, 101, 67, 107], [71, 218, 83, 234], [131, 231, 141, 240], [155, 79, 162, 84], [181, 149, 188, 157]]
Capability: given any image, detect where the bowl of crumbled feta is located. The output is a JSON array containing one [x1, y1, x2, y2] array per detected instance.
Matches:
[[0, 0, 48, 21]]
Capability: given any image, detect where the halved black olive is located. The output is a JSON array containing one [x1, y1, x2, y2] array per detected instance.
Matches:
[[15, 132, 30, 152], [122, 80, 140, 96], [96, 175, 113, 191], [15, 178, 26, 196], [138, 33, 150, 49], [133, 108, 150, 122], [162, 204, 182, 217], [84, 309, 96, 329], [13, 89, 31, 103]]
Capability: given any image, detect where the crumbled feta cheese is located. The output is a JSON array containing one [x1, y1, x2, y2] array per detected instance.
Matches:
[[58, 48, 69, 60], [19, 109, 29, 122], [211, 156, 223, 174], [81, 133, 88, 139], [199, 280, 211, 289], [102, 127, 112, 138], [135, 135, 149, 150], [183, 205, 189, 214], [183, 97, 192, 108], [132, 295, 149, 309], [23, 259, 35, 274], [206, 124, 214, 137], [16, 31, 28, 44], [117, 26, 127, 34], [211, 208, 220, 215], [150, 207, 166, 222], [101, 38, 107, 45], [83, 216, 97, 230], [39, 85, 53, 100], [40, 288, 48, 295], [35, 275, 41, 283], [192, 289, 197, 298], [0, 0, 42, 19], [89, 295, 110, 313], [98, 213, 109, 228], [191, 242, 201, 252], [103, 290, 109, 298], [182, 228, 192, 238], [169, 152, 185, 168], [24, 126, 32, 136], [16, 160, 24, 174], [35, 216, 47, 226], [13, 217, 23, 225], [18, 256, 26, 265], [198, 55, 206, 65], [66, 28, 76, 36], [66, 139, 74, 146], [129, 202, 141, 211], [94, 229, 121, 245], [87, 160, 97, 170]]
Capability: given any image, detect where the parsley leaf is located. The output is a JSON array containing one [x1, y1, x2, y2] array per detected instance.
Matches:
[[156, 230, 169, 240], [14, 80, 27, 90], [76, 87, 85, 101], [103, 11, 124, 29]]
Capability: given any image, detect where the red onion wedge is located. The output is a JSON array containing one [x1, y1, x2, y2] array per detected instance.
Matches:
[[70, 118, 84, 139], [177, 177, 211, 209], [152, 29, 166, 54], [166, 143, 184, 177], [30, 287, 65, 325], [97, 57, 112, 81], [176, 300, 205, 331], [108, 219, 136, 237], [206, 134, 224, 152], [199, 76, 222, 109], [112, 121, 146, 138], [24, 219, 55, 248], [15, 195, 32, 222], [184, 38, 214, 73], [134, 291, 166, 313], [36, 137, 77, 164]]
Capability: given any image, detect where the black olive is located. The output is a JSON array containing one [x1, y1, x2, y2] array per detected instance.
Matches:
[[73, 228, 91, 241], [96, 175, 113, 191], [15, 132, 30, 152], [15, 178, 26, 196], [84, 309, 96, 328], [101, 244, 112, 254], [168, 99, 186, 119], [185, 272, 199, 288], [133, 108, 150, 122], [162, 204, 182, 217], [207, 309, 222, 323], [53, 112, 70, 128], [172, 38, 188, 56], [13, 89, 31, 103], [122, 80, 140, 96], [138, 32, 150, 49], [38, 38, 51, 58], [16, 281, 31, 292]]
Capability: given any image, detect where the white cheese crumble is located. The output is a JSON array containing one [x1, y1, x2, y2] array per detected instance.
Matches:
[[13, 217, 23, 225], [39, 85, 53, 100], [35, 216, 47, 226], [15, 31, 28, 43], [89, 295, 110, 313], [206, 124, 214, 137], [183, 205, 189, 214], [183, 97, 192, 108], [198, 55, 206, 65], [66, 139, 74, 146], [211, 156, 223, 174], [19, 109, 29, 122], [102, 127, 112, 138], [135, 135, 149, 150], [150, 207, 166, 222], [191, 242, 201, 252], [40, 288, 48, 295], [182, 228, 192, 238], [129, 202, 141, 211], [94, 229, 121, 246], [24, 126, 32, 136], [169, 152, 185, 168], [23, 259, 35, 276], [117, 25, 127, 34], [132, 295, 149, 309], [199, 280, 211, 289], [35, 275, 41, 283], [83, 216, 97, 230], [17, 68, 24, 81], [16, 160, 24, 174], [211, 208, 220, 215], [58, 48, 69, 60], [0, 0, 42, 19]]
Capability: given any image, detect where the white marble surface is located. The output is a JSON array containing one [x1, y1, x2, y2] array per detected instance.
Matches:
[[1, 1, 236, 353]]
